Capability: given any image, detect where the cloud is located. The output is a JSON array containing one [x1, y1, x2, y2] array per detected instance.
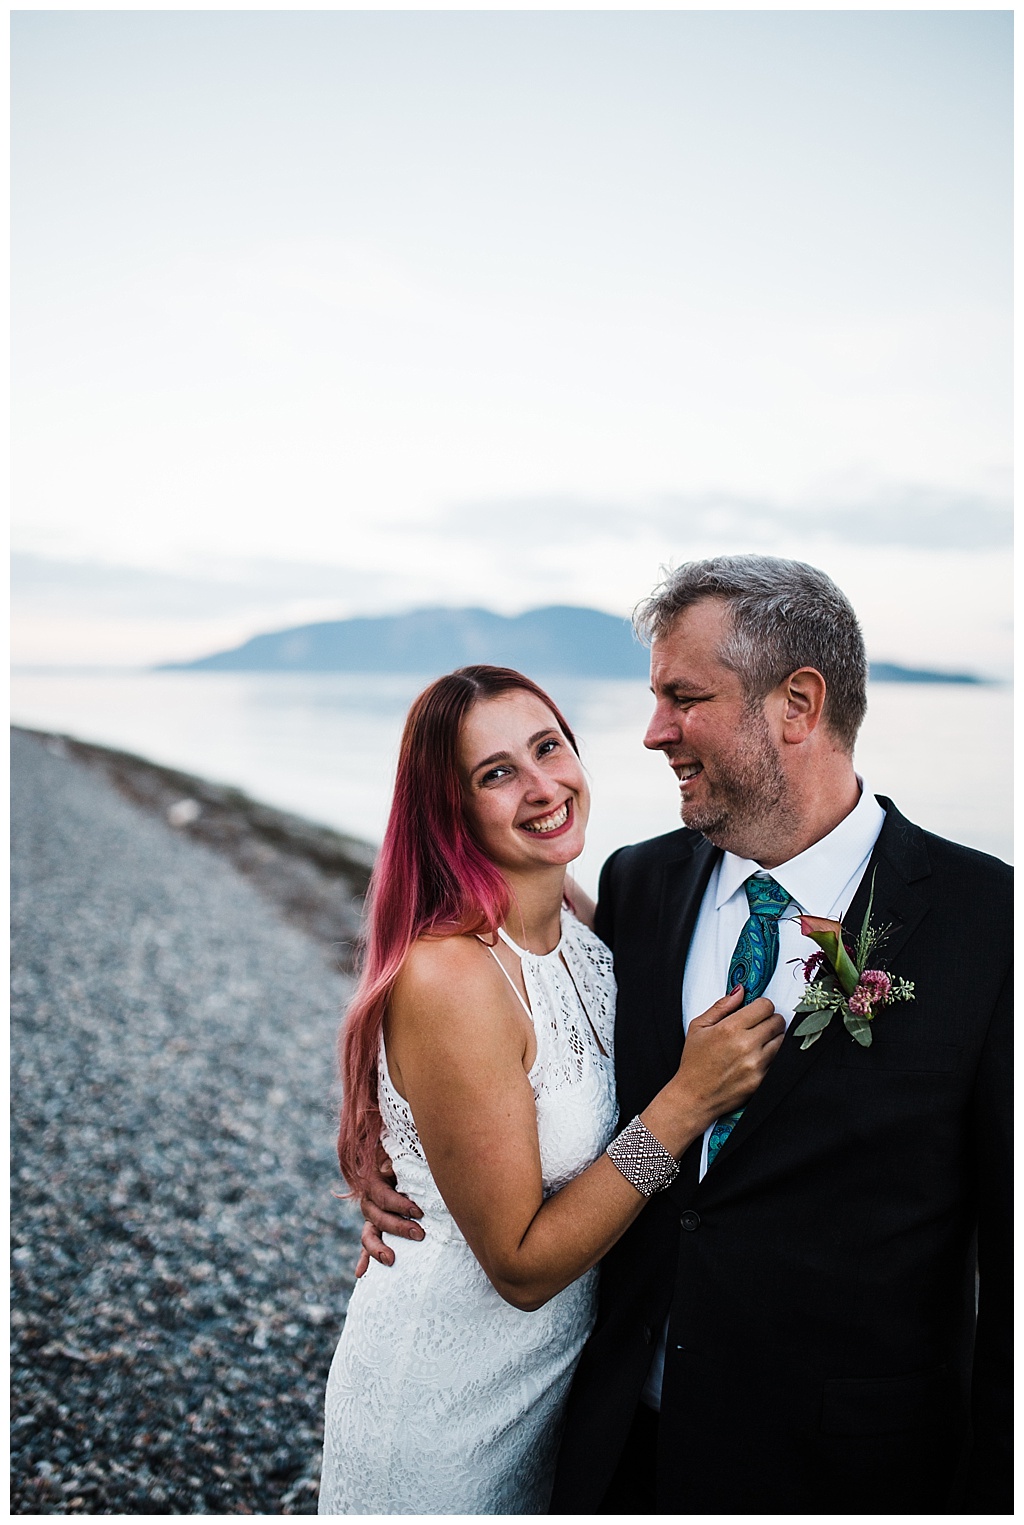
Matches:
[[433, 484, 1012, 551], [10, 554, 388, 618]]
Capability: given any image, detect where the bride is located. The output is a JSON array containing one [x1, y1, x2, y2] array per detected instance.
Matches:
[[318, 665, 782, 1515]]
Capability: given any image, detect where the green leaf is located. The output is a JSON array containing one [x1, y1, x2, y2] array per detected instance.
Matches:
[[855, 869, 877, 969], [800, 919, 861, 997], [800, 1030, 825, 1050], [843, 1009, 873, 1046], [794, 991, 836, 1015], [795, 1009, 834, 1036]]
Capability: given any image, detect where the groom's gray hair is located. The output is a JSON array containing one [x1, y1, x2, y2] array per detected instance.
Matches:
[[634, 554, 868, 752]]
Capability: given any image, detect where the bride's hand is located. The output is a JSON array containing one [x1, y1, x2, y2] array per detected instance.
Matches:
[[671, 986, 785, 1127]]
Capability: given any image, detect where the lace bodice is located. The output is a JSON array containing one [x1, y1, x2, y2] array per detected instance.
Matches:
[[319, 908, 619, 1514], [378, 907, 617, 1214]]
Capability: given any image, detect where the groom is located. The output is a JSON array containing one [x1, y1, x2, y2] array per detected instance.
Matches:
[[360, 555, 1012, 1513]]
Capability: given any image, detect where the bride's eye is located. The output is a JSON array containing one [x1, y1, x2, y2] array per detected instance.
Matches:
[[536, 738, 559, 758], [481, 765, 513, 785]]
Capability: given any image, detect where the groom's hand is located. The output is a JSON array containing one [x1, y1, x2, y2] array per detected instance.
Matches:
[[354, 1142, 425, 1277]]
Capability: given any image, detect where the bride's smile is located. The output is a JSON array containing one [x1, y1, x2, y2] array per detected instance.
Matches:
[[520, 798, 572, 835]]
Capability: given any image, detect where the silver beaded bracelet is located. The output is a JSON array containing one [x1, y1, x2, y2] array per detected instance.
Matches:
[[605, 1115, 680, 1197]]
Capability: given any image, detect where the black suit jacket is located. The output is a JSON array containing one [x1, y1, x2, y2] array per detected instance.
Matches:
[[551, 800, 1011, 1514]]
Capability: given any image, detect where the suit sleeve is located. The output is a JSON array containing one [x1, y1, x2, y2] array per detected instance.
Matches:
[[964, 962, 1012, 1511], [593, 846, 625, 952]]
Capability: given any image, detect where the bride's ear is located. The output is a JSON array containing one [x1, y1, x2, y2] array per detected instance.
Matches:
[[779, 667, 827, 743]]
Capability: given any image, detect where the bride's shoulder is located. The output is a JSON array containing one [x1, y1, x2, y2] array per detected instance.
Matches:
[[389, 934, 526, 1059], [394, 932, 495, 1002]]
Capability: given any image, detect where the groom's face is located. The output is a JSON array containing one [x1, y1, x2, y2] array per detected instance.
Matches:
[[644, 598, 790, 857]]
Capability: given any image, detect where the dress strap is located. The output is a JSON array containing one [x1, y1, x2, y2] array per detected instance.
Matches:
[[476, 936, 533, 1018], [495, 923, 565, 959]]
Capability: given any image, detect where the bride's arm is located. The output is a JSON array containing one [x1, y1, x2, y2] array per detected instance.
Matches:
[[385, 937, 781, 1312]]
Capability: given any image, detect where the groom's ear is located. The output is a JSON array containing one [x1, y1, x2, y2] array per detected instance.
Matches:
[[778, 667, 827, 743]]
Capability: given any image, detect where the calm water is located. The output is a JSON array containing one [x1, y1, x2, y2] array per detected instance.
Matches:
[[11, 670, 1013, 895]]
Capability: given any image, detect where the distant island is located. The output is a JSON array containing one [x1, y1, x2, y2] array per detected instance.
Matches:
[[160, 606, 650, 677], [160, 605, 986, 685], [867, 661, 984, 685]]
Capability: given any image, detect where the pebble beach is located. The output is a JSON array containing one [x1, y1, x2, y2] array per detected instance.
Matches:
[[11, 727, 369, 1514]]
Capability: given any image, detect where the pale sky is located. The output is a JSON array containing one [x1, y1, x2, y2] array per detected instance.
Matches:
[[11, 10, 1013, 673]]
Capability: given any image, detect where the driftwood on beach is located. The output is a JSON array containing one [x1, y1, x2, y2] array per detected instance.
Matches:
[[10, 727, 372, 1514]]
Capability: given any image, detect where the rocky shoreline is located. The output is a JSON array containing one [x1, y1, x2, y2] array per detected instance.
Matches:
[[11, 727, 374, 1514], [12, 726, 377, 969]]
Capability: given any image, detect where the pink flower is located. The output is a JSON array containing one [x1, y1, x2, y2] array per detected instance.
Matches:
[[848, 969, 892, 1016], [799, 914, 844, 940], [859, 969, 892, 1002]]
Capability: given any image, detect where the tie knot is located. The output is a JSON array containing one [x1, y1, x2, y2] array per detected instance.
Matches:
[[744, 874, 789, 920]]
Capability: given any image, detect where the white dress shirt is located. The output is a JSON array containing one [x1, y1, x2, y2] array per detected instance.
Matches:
[[641, 781, 886, 1410]]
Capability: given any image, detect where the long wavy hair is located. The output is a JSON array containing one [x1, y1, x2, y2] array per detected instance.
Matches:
[[336, 665, 579, 1195]]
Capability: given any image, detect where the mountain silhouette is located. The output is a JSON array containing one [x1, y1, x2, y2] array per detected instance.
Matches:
[[160, 606, 649, 677], [161, 605, 984, 684]]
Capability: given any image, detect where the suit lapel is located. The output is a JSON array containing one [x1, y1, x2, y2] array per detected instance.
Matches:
[[699, 797, 933, 1177], [651, 837, 720, 1074], [841, 796, 931, 966]]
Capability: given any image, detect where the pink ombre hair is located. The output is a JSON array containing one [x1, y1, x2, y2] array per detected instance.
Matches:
[[336, 665, 579, 1195]]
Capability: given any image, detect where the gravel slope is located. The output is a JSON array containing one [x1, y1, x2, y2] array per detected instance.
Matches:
[[11, 728, 364, 1514], [11, 726, 374, 968]]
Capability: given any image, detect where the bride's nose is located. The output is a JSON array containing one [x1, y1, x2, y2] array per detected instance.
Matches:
[[521, 763, 556, 801]]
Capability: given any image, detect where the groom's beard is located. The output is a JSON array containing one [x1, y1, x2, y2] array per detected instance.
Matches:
[[680, 703, 791, 855]]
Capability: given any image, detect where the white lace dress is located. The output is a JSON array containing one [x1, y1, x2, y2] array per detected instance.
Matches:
[[318, 909, 618, 1515]]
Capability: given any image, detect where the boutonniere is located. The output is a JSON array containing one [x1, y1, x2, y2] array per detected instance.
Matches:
[[792, 872, 915, 1050]]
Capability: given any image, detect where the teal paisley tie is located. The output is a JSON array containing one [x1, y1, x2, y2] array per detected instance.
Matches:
[[706, 874, 790, 1167]]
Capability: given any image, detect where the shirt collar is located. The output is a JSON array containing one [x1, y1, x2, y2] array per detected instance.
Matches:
[[714, 780, 886, 916]]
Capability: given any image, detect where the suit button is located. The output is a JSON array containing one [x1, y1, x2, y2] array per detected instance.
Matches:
[[642, 1325, 654, 1346], [680, 1210, 701, 1232]]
